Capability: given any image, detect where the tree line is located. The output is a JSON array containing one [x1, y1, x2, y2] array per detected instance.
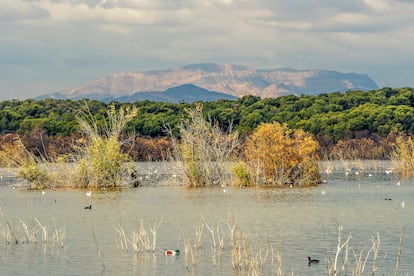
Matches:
[[0, 87, 413, 160]]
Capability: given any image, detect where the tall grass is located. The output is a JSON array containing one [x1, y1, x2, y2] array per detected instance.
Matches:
[[76, 104, 138, 189], [326, 224, 404, 276], [167, 104, 240, 187], [0, 137, 48, 189], [116, 218, 162, 254], [0, 217, 65, 249], [391, 136, 414, 172], [0, 103, 139, 189]]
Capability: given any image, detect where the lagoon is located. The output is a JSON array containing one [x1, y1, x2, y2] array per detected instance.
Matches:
[[0, 161, 412, 275]]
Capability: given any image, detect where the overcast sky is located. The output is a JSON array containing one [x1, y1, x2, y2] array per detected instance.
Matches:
[[1, 0, 414, 100]]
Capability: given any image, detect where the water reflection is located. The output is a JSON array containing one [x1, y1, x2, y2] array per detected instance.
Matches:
[[0, 161, 413, 275]]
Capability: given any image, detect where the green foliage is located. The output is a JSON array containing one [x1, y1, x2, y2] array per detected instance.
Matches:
[[18, 158, 49, 188], [76, 103, 138, 188], [1, 87, 414, 149], [0, 137, 49, 188], [231, 162, 251, 187]]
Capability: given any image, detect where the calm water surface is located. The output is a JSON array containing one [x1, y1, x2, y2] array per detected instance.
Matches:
[[0, 161, 412, 275]]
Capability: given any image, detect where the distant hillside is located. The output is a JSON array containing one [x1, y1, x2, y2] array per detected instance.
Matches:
[[38, 63, 378, 101], [102, 84, 237, 103]]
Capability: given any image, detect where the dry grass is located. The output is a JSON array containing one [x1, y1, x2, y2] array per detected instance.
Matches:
[[0, 103, 138, 190], [326, 224, 404, 276], [167, 104, 240, 187], [116, 218, 162, 255], [391, 136, 414, 171], [0, 217, 65, 250]]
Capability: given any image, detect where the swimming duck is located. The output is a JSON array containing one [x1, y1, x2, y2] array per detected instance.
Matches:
[[84, 205, 92, 210], [308, 256, 319, 266], [164, 249, 180, 256], [86, 191, 92, 197]]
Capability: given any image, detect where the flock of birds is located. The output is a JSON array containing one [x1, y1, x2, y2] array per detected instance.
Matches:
[[321, 167, 407, 209]]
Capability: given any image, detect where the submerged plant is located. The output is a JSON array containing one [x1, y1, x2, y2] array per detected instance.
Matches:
[[0, 137, 48, 189], [168, 104, 239, 187], [238, 122, 321, 187], [76, 103, 138, 188]]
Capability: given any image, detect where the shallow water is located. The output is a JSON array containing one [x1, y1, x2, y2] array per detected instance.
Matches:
[[0, 161, 413, 275]]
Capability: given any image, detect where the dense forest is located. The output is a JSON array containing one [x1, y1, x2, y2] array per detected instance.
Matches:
[[1, 87, 413, 160]]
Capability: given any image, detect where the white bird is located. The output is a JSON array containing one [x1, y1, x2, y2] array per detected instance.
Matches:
[[86, 191, 92, 197], [41, 190, 46, 195], [321, 190, 326, 195], [397, 181, 401, 186], [400, 202, 405, 208]]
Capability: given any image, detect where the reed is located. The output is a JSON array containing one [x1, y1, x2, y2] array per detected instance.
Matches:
[[326, 224, 405, 276], [184, 238, 195, 270], [271, 248, 285, 276], [1, 220, 17, 245], [116, 218, 162, 254], [20, 219, 37, 243], [167, 104, 240, 187], [34, 217, 48, 243], [194, 223, 204, 249], [391, 136, 414, 171], [394, 230, 404, 276], [0, 217, 65, 249], [0, 137, 49, 189], [75, 104, 137, 189], [115, 224, 128, 251], [51, 218, 65, 248]]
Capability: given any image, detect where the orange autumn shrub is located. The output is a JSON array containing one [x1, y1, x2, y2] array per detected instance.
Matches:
[[237, 122, 320, 187]]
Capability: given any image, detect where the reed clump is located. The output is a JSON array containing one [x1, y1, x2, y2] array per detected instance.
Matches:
[[0, 103, 139, 189], [326, 224, 404, 276], [75, 104, 138, 189], [0, 217, 65, 249], [168, 104, 239, 187], [116, 218, 162, 254], [391, 136, 414, 172], [0, 137, 49, 189]]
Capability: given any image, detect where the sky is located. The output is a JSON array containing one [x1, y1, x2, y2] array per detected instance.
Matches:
[[1, 0, 414, 100]]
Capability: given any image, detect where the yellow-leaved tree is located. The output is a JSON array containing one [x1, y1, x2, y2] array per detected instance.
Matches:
[[233, 122, 320, 187]]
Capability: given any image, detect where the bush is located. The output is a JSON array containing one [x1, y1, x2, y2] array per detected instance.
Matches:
[[238, 122, 320, 187], [168, 104, 239, 187], [76, 104, 137, 188]]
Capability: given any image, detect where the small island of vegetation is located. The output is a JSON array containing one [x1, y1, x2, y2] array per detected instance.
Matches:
[[0, 87, 413, 188]]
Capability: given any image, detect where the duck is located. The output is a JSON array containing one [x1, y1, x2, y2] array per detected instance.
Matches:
[[308, 256, 319, 266], [86, 191, 92, 197], [84, 205, 92, 210], [164, 249, 180, 256]]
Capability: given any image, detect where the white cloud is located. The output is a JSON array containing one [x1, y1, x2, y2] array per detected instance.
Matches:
[[0, 0, 49, 21], [1, 0, 414, 99]]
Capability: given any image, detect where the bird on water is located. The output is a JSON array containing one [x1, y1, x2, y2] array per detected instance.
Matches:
[[308, 256, 319, 266], [164, 249, 180, 256], [84, 205, 92, 210]]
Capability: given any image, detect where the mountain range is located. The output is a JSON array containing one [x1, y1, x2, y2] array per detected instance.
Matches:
[[39, 63, 378, 102]]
